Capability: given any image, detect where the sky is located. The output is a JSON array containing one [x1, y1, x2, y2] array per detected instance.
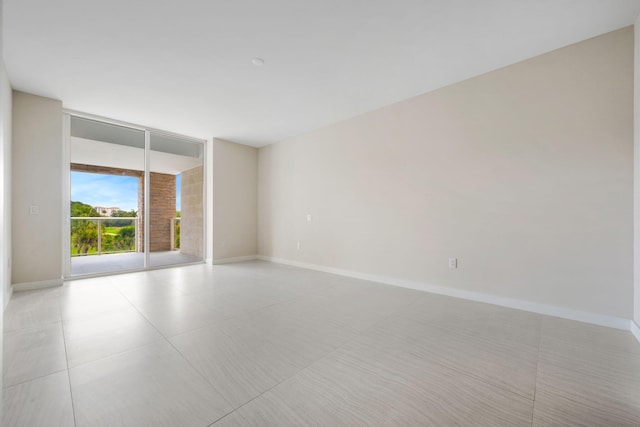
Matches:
[[71, 172, 181, 212]]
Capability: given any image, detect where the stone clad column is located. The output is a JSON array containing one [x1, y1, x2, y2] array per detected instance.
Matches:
[[180, 166, 203, 258]]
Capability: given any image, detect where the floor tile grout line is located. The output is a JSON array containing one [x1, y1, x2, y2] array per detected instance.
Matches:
[[58, 297, 78, 427], [372, 312, 540, 401], [407, 352, 536, 401], [207, 410, 241, 427], [62, 338, 166, 371], [150, 334, 236, 417], [3, 316, 64, 335], [63, 275, 241, 421], [3, 290, 64, 334], [204, 293, 430, 425], [370, 307, 547, 403], [541, 332, 640, 358], [50, 280, 168, 371], [365, 325, 538, 403], [1, 368, 69, 390], [10, 263, 602, 425], [172, 271, 540, 424], [17, 275, 534, 406], [136, 280, 329, 342], [125, 277, 346, 425], [111, 276, 242, 413], [157, 279, 366, 425], [530, 318, 543, 426]]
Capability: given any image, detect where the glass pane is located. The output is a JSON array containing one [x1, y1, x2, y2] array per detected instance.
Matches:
[[149, 132, 204, 268], [69, 118, 145, 275]]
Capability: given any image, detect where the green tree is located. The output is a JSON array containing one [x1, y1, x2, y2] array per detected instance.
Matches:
[[174, 221, 180, 249], [70, 202, 138, 255], [112, 209, 137, 217], [70, 201, 100, 255], [71, 201, 100, 217], [104, 209, 137, 227], [71, 220, 98, 255], [115, 226, 136, 251]]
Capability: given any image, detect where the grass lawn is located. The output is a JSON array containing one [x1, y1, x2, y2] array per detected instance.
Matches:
[[103, 226, 121, 235]]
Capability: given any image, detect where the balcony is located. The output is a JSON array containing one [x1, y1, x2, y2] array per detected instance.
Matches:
[[70, 216, 199, 275]]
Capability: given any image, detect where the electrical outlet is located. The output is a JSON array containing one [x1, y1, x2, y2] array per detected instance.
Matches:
[[306, 214, 312, 222], [448, 257, 457, 269], [296, 242, 301, 250]]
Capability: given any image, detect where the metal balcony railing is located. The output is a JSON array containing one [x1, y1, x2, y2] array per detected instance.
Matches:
[[70, 217, 139, 256], [171, 218, 181, 250], [71, 217, 182, 256]]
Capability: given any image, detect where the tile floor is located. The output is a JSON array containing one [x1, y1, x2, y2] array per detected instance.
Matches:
[[3, 261, 640, 426], [71, 251, 202, 276]]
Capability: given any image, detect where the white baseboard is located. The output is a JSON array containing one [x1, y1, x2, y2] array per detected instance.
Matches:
[[13, 278, 64, 292], [213, 255, 258, 265], [257, 255, 631, 331], [631, 321, 640, 343]]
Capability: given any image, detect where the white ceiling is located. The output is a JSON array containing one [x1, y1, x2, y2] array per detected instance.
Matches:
[[4, 0, 640, 147], [70, 137, 202, 175]]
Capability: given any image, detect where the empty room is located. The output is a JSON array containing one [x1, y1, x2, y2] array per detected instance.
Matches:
[[1, 0, 640, 426]]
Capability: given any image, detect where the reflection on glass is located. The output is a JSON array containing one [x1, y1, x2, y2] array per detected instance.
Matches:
[[69, 117, 145, 275], [68, 117, 205, 275], [149, 132, 204, 268]]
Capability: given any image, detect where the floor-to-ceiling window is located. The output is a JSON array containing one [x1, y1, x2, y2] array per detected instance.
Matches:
[[64, 114, 205, 277], [149, 132, 204, 268]]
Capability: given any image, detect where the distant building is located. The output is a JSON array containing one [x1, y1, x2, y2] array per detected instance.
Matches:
[[94, 206, 121, 217]]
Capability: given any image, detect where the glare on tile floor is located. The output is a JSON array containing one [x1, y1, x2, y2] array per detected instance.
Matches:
[[3, 261, 640, 426]]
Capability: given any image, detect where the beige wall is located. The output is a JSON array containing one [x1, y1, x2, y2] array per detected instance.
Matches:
[[213, 138, 257, 260], [259, 27, 634, 319], [0, 0, 9, 397], [12, 91, 63, 285], [206, 138, 213, 260], [181, 165, 203, 258], [1, 48, 11, 309], [635, 19, 640, 329]]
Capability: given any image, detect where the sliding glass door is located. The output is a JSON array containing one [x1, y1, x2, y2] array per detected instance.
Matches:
[[149, 132, 204, 268], [65, 114, 205, 277]]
